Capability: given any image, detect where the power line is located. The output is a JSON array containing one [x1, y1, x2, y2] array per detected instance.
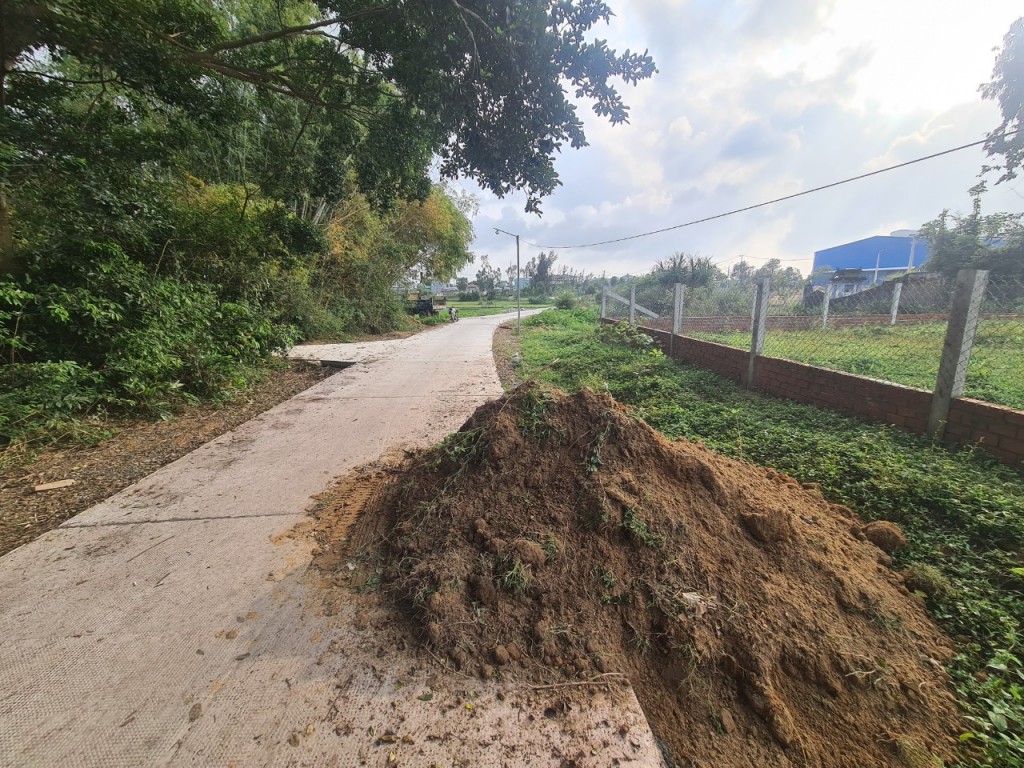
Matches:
[[523, 129, 1017, 251]]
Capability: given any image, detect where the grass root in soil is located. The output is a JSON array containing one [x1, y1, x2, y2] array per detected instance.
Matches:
[[312, 383, 962, 768]]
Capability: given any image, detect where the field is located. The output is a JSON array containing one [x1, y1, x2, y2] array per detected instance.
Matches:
[[510, 309, 1024, 767], [685, 320, 1024, 410], [446, 298, 535, 317]]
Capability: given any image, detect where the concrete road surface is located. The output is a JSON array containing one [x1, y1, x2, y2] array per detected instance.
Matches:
[[0, 311, 665, 767]]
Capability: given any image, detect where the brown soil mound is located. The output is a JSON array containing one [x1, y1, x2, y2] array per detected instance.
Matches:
[[315, 384, 961, 767]]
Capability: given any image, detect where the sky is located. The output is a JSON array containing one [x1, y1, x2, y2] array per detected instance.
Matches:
[[453, 0, 1024, 281]]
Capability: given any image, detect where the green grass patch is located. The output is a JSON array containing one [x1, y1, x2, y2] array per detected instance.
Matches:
[[692, 320, 1024, 410], [445, 299, 526, 318], [517, 308, 1024, 767]]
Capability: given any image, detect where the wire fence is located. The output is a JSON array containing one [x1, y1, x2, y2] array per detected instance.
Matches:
[[968, 275, 1024, 410], [617, 272, 1024, 411]]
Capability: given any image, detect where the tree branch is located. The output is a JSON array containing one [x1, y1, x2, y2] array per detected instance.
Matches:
[[199, 7, 390, 56], [10, 69, 121, 86]]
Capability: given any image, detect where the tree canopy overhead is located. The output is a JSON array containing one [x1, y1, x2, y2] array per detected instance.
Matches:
[[983, 16, 1024, 181], [2, 0, 656, 213]]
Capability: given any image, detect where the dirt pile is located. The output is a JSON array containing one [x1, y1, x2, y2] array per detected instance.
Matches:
[[314, 384, 961, 767]]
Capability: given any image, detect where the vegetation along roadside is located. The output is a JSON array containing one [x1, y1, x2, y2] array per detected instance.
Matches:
[[501, 307, 1024, 767]]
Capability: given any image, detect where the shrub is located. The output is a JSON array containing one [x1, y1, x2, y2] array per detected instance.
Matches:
[[554, 290, 578, 310]]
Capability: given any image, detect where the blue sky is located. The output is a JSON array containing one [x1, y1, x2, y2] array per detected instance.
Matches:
[[453, 1, 1024, 280]]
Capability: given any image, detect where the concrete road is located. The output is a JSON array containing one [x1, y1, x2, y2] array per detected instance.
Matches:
[[0, 311, 665, 767]]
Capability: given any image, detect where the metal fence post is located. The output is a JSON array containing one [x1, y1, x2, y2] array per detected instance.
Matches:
[[601, 287, 607, 319], [889, 281, 903, 326], [747, 278, 770, 387], [821, 284, 831, 329], [629, 286, 636, 325], [927, 269, 989, 438]]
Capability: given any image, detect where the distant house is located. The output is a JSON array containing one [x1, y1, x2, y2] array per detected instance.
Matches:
[[812, 231, 930, 296], [429, 280, 459, 296]]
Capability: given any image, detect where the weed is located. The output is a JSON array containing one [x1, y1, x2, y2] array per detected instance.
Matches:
[[356, 572, 381, 594], [870, 611, 904, 635], [517, 388, 554, 439], [586, 412, 616, 474], [630, 628, 652, 656], [902, 563, 952, 599], [621, 507, 665, 547], [496, 558, 532, 596], [412, 582, 437, 608], [595, 567, 630, 604], [439, 427, 488, 466], [540, 533, 562, 561], [595, 567, 617, 590]]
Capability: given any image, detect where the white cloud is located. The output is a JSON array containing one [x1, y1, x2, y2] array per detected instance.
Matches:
[[459, 2, 1024, 280]]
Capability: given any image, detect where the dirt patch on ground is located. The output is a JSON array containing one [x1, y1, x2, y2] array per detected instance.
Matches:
[[311, 384, 962, 767], [0, 361, 333, 556], [492, 321, 524, 390]]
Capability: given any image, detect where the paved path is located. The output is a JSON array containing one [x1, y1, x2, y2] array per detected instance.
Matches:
[[0, 311, 664, 767]]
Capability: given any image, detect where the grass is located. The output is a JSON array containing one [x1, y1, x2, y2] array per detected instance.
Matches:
[[446, 299, 529, 318], [688, 320, 1024, 410], [514, 308, 1024, 767]]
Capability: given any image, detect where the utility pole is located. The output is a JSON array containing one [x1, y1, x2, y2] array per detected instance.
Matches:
[[495, 228, 522, 334]]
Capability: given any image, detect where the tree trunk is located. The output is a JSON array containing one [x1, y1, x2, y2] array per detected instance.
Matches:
[[0, 184, 16, 276]]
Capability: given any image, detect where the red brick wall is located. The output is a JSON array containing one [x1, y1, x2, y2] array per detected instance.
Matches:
[[753, 357, 932, 432], [640, 313, 954, 334], [946, 399, 1024, 466], [601, 318, 1024, 467], [639, 326, 750, 383]]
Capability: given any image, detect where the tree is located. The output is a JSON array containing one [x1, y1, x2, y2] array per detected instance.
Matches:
[[528, 251, 558, 295], [388, 186, 475, 282], [475, 255, 501, 297], [456, 277, 469, 292], [650, 253, 723, 288], [982, 17, 1024, 182], [505, 263, 518, 293], [0, 0, 656, 263], [920, 185, 1024, 278], [729, 259, 753, 284]]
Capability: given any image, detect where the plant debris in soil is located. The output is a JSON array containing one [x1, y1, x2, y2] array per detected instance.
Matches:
[[0, 360, 333, 557], [311, 383, 962, 768]]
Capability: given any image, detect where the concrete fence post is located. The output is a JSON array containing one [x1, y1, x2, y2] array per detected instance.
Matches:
[[671, 284, 684, 357], [673, 284, 684, 335], [822, 285, 831, 329], [601, 287, 607, 319], [927, 269, 989, 438], [889, 282, 903, 326], [629, 286, 636, 325], [747, 278, 770, 387]]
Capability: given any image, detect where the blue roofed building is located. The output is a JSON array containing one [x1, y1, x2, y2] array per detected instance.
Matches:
[[811, 231, 930, 296]]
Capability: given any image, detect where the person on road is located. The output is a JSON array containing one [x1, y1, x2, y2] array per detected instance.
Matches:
[[447, 307, 455, 322], [452, 308, 459, 322]]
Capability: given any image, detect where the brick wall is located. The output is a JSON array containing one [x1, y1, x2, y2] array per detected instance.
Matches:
[[640, 312, 1022, 335], [601, 318, 1024, 468], [639, 326, 750, 383], [753, 357, 932, 432], [640, 313, 956, 334], [946, 399, 1024, 466]]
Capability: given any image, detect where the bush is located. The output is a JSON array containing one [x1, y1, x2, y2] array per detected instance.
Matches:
[[458, 291, 481, 302], [0, 242, 295, 445], [528, 294, 550, 305], [554, 291, 578, 310]]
